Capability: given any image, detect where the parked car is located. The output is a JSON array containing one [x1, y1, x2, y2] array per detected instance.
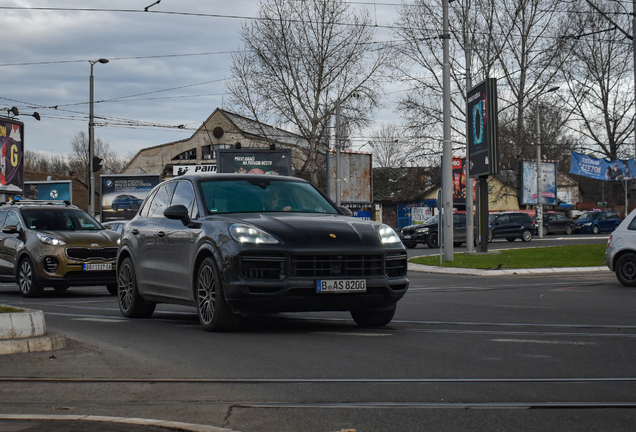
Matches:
[[400, 213, 469, 248], [111, 194, 144, 212], [574, 210, 620, 234], [488, 212, 535, 242], [533, 213, 577, 236], [116, 174, 409, 331], [605, 208, 636, 286], [0, 200, 119, 297]]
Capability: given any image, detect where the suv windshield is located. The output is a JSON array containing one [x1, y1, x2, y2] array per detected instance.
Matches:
[[21, 208, 103, 231], [201, 179, 339, 214], [579, 211, 601, 220]]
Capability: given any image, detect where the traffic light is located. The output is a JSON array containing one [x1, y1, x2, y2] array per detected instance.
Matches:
[[93, 156, 103, 172]]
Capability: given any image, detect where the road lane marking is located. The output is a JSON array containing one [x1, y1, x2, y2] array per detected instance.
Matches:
[[72, 318, 127, 323], [491, 338, 596, 346]]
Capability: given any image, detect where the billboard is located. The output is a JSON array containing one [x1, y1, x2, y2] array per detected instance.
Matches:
[[0, 117, 24, 192], [173, 164, 217, 176], [569, 151, 636, 181], [452, 157, 477, 205], [521, 160, 557, 205], [100, 174, 162, 222], [327, 150, 373, 203], [467, 78, 499, 177], [217, 149, 292, 175], [24, 181, 72, 202]]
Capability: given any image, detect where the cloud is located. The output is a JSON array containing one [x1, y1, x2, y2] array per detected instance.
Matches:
[[2, 0, 402, 159]]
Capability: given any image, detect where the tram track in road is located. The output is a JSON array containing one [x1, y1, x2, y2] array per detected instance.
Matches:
[[2, 376, 636, 411]]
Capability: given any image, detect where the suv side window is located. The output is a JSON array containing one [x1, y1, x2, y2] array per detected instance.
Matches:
[[4, 211, 22, 230], [496, 215, 509, 224], [147, 183, 176, 218], [139, 190, 158, 218], [0, 211, 7, 228], [170, 181, 198, 218]]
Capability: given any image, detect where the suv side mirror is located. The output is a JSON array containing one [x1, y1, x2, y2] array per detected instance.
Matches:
[[339, 206, 353, 217], [2, 225, 21, 234], [164, 205, 191, 225]]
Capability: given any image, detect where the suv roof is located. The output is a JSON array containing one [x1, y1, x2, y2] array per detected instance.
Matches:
[[1, 199, 75, 208]]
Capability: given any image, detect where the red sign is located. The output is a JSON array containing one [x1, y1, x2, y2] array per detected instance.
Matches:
[[452, 157, 476, 204]]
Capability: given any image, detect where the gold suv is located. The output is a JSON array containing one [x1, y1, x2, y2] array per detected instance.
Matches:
[[0, 200, 120, 297]]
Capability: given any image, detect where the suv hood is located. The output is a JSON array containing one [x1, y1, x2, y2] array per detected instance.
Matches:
[[37, 229, 119, 246], [218, 213, 390, 248]]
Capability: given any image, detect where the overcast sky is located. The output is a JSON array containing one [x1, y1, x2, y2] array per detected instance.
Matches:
[[1, 0, 403, 161]]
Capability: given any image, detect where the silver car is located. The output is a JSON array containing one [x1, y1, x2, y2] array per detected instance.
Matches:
[[605, 209, 636, 286]]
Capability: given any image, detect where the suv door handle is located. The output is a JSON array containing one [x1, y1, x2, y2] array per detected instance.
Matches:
[[157, 231, 166, 237], [131, 229, 139, 235]]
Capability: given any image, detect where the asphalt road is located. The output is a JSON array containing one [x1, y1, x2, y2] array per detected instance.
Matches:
[[1, 261, 635, 432]]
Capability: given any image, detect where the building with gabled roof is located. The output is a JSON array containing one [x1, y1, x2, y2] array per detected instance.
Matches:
[[121, 108, 310, 178]]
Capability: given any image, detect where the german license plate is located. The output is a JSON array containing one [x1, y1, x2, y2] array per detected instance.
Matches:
[[83, 263, 112, 271], [316, 279, 366, 293], [403, 235, 411, 239]]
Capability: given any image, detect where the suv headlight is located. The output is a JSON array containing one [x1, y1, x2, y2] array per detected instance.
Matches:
[[583, 222, 592, 227], [230, 224, 279, 244], [415, 227, 429, 233], [36, 232, 66, 246], [379, 224, 401, 244]]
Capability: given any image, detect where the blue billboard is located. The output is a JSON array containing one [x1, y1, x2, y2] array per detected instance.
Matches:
[[24, 181, 72, 202], [570, 151, 635, 181]]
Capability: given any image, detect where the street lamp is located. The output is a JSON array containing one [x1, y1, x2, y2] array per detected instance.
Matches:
[[88, 58, 109, 218], [535, 85, 559, 239]]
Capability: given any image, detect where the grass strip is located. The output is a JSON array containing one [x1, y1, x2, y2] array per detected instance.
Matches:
[[0, 306, 24, 313], [410, 244, 607, 270]]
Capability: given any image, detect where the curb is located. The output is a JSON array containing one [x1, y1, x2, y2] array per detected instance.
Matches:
[[0, 305, 67, 355], [0, 414, 237, 432], [408, 262, 611, 276]]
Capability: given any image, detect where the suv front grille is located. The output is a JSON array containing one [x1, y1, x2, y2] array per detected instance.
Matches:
[[65, 247, 118, 261], [240, 254, 286, 279], [386, 252, 408, 278], [239, 252, 408, 280], [293, 254, 384, 278]]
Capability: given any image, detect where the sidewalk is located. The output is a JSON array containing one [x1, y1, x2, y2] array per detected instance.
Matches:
[[409, 262, 611, 276]]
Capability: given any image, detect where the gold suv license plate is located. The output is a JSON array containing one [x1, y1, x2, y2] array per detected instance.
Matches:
[[83, 263, 112, 271], [316, 280, 366, 293]]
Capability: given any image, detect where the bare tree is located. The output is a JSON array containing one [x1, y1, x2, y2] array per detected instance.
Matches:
[[559, 0, 634, 161], [366, 123, 411, 167], [68, 132, 127, 180], [24, 150, 70, 176], [392, 0, 574, 172], [226, 0, 390, 186]]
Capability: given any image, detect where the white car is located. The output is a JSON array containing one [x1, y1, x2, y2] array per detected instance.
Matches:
[[605, 209, 636, 286]]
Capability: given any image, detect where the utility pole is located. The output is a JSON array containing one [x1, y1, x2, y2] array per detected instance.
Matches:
[[335, 100, 341, 206], [465, 38, 474, 252], [441, 0, 454, 261]]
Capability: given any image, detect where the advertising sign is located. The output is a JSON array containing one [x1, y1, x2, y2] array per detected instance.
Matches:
[[217, 149, 292, 175], [569, 151, 635, 181], [521, 160, 557, 205], [100, 174, 161, 222], [452, 157, 477, 205], [467, 79, 499, 177], [173, 164, 217, 176], [352, 210, 371, 220], [0, 117, 24, 191], [24, 181, 72, 202]]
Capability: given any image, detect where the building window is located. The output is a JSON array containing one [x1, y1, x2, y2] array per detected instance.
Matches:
[[201, 144, 233, 160], [202, 145, 213, 160], [172, 148, 197, 161]]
